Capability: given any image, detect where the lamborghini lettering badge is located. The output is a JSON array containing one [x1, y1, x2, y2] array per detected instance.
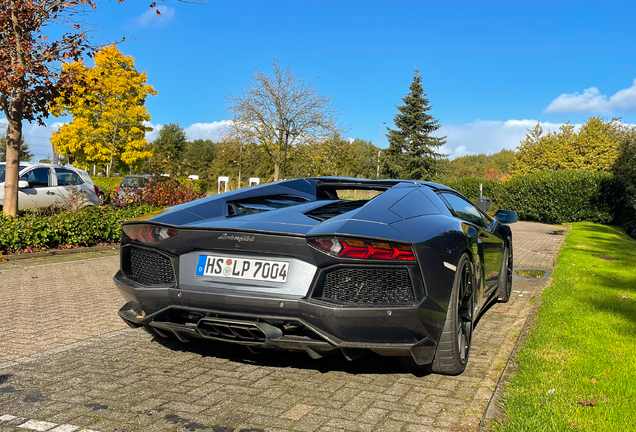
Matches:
[[195, 255, 289, 283], [217, 234, 255, 242]]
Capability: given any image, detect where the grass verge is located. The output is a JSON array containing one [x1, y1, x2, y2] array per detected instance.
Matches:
[[496, 222, 636, 432]]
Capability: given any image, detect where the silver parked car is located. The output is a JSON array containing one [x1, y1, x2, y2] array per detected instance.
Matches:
[[0, 162, 99, 211], [74, 168, 106, 204]]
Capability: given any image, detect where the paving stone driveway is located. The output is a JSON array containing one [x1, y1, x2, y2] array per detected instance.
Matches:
[[0, 222, 567, 432]]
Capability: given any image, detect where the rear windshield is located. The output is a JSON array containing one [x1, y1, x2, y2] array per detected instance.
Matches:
[[227, 195, 309, 216], [121, 177, 148, 187], [335, 189, 382, 200], [0, 165, 28, 183], [305, 200, 369, 221]]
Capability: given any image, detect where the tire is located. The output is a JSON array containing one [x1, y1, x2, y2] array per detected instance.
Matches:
[[497, 237, 513, 303], [430, 253, 476, 375]]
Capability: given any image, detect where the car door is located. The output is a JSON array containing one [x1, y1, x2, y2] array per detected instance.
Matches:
[[54, 168, 87, 207], [440, 193, 504, 294], [18, 167, 58, 210]]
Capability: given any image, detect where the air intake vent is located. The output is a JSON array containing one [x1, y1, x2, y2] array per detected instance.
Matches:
[[127, 247, 175, 285], [319, 268, 415, 305]]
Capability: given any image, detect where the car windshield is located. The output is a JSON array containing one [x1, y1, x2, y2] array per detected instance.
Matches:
[[121, 177, 147, 187], [75, 170, 92, 183], [0, 165, 28, 183]]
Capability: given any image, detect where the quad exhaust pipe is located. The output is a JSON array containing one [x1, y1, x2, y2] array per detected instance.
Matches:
[[196, 318, 283, 343]]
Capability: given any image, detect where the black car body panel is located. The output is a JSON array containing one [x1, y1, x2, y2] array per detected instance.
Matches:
[[114, 177, 512, 366]]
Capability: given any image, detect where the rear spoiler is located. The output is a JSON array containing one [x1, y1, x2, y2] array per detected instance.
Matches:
[[312, 177, 448, 193]]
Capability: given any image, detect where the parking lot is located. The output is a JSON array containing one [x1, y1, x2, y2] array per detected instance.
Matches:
[[0, 222, 566, 432]]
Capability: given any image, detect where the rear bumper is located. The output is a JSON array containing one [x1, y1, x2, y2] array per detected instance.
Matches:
[[114, 271, 446, 364]]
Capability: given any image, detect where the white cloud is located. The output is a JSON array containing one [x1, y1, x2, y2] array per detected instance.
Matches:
[[441, 144, 470, 159], [185, 121, 231, 141], [545, 79, 636, 113], [438, 119, 576, 160], [144, 121, 162, 142], [144, 120, 231, 143], [137, 6, 176, 28]]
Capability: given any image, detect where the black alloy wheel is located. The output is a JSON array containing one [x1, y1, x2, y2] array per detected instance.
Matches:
[[456, 259, 475, 364], [498, 236, 513, 302], [507, 239, 513, 292], [431, 253, 476, 375]]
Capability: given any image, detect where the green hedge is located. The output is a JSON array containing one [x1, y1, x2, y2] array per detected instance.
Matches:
[[441, 177, 504, 203], [441, 171, 627, 225], [91, 176, 124, 192], [498, 171, 626, 225], [0, 205, 157, 254]]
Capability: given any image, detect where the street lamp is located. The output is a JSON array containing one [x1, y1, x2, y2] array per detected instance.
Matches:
[[376, 122, 386, 179], [276, 118, 296, 181]]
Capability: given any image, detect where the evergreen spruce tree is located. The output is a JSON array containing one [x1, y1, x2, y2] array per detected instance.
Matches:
[[381, 69, 447, 180], [0, 134, 33, 162]]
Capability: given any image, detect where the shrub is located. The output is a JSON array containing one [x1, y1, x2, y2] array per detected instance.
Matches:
[[440, 177, 504, 203], [440, 171, 627, 225], [498, 171, 626, 225], [0, 204, 157, 254], [136, 178, 205, 207]]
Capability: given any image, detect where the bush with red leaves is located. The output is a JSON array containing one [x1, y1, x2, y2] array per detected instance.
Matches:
[[137, 178, 205, 207]]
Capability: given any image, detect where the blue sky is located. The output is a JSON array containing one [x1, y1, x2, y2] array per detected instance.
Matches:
[[15, 0, 636, 160]]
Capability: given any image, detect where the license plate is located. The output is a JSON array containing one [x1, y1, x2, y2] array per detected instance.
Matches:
[[195, 255, 290, 283]]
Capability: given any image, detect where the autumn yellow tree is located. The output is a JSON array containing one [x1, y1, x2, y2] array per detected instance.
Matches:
[[512, 117, 620, 175], [50, 46, 156, 174]]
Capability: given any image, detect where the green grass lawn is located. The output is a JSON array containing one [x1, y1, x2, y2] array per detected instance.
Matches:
[[496, 222, 636, 432]]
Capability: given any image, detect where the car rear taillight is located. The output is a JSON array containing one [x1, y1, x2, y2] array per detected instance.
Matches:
[[308, 237, 415, 261], [123, 224, 178, 243], [116, 184, 120, 194], [93, 185, 100, 197]]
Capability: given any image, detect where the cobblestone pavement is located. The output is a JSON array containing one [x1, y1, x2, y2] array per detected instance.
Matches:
[[0, 251, 125, 363], [510, 222, 566, 269], [0, 222, 568, 432]]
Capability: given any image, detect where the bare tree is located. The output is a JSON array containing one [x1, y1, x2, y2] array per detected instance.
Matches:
[[226, 59, 345, 181]]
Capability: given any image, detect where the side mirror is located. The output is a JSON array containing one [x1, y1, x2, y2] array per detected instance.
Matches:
[[494, 210, 518, 224], [18, 180, 30, 189]]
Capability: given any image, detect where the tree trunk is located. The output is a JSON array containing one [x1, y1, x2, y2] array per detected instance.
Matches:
[[109, 147, 114, 177], [273, 162, 280, 182], [3, 109, 23, 217]]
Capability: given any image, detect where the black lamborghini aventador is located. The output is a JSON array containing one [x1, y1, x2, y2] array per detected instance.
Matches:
[[114, 177, 518, 375]]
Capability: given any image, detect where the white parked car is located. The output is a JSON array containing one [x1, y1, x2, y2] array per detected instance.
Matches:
[[0, 162, 99, 211], [74, 167, 106, 203]]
